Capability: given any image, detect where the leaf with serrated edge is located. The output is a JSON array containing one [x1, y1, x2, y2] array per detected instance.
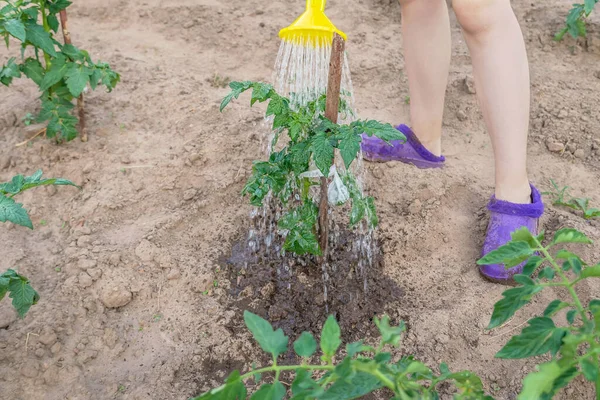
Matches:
[[543, 300, 570, 317], [0, 196, 32, 229], [7, 274, 39, 317], [496, 317, 566, 359], [250, 382, 285, 400], [488, 285, 543, 329], [477, 241, 534, 268], [551, 228, 593, 245], [243, 311, 288, 359]]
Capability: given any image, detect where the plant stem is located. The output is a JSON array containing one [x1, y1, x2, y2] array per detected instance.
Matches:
[[538, 244, 588, 322], [39, 1, 52, 69], [239, 364, 334, 381]]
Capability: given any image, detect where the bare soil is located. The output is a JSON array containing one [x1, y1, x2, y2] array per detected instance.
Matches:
[[1, 0, 600, 399]]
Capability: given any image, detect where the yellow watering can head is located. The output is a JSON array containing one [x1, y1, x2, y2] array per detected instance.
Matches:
[[279, 0, 347, 46]]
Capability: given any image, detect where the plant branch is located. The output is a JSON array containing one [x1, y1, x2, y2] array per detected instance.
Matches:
[[538, 243, 587, 322], [39, 1, 52, 69]]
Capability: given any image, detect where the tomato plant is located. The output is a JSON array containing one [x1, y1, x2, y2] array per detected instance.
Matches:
[[0, 0, 120, 141], [479, 227, 600, 398], [556, 0, 599, 40], [0, 169, 78, 317], [194, 311, 492, 400], [221, 81, 404, 256]]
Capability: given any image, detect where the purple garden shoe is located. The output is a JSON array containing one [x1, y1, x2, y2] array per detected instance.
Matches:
[[479, 185, 545, 283], [361, 124, 445, 169]]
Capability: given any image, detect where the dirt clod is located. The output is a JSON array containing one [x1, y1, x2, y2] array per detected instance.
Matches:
[[100, 283, 133, 308]]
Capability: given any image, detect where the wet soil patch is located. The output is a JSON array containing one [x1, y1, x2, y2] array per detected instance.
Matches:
[[216, 228, 405, 350]]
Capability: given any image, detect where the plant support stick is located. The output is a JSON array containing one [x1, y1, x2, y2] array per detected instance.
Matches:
[[319, 33, 345, 259], [59, 9, 87, 142]]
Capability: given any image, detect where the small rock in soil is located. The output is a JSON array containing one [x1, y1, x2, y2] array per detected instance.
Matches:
[[574, 148, 586, 159], [183, 189, 197, 201], [50, 342, 61, 354], [135, 239, 158, 263], [100, 283, 133, 308], [77, 236, 92, 247], [456, 110, 468, 121], [88, 268, 103, 281], [103, 328, 118, 349], [38, 328, 58, 346], [463, 76, 476, 94], [546, 140, 565, 153], [78, 272, 93, 288], [34, 348, 45, 358], [77, 259, 97, 271], [167, 268, 181, 280], [408, 199, 422, 215], [20, 361, 39, 378], [260, 282, 276, 299], [371, 167, 383, 179]]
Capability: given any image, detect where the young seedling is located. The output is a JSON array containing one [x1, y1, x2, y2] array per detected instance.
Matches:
[[478, 227, 600, 399], [0, 0, 120, 141], [543, 179, 600, 220], [1, 169, 78, 317], [556, 0, 599, 40], [194, 311, 492, 399], [220, 81, 404, 257]]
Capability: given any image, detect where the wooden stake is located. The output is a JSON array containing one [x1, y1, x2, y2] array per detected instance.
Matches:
[[59, 9, 87, 142], [319, 33, 345, 260]]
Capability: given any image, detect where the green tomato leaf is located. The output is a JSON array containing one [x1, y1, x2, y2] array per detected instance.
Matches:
[[65, 62, 92, 97], [293, 332, 317, 358], [538, 266, 555, 280], [352, 120, 405, 143], [291, 369, 324, 399], [250, 83, 274, 106], [320, 315, 341, 359], [0, 57, 21, 86], [496, 317, 567, 359], [0, 196, 33, 229], [488, 285, 543, 329], [543, 300, 570, 317], [243, 311, 288, 359], [580, 358, 599, 382], [4, 19, 26, 41], [40, 55, 68, 91], [513, 274, 536, 286], [220, 81, 253, 112], [283, 225, 320, 256], [47, 14, 59, 33], [346, 340, 372, 357], [365, 197, 378, 228], [522, 256, 544, 276], [195, 370, 247, 400], [25, 22, 57, 57], [349, 198, 365, 227], [7, 272, 39, 317], [337, 126, 362, 169], [311, 131, 335, 177], [584, 0, 597, 14], [48, 0, 73, 13], [319, 371, 382, 399], [477, 241, 534, 268], [374, 316, 405, 347], [21, 58, 45, 85], [551, 228, 593, 246], [518, 362, 564, 400], [566, 309, 577, 325], [581, 264, 600, 279], [250, 382, 285, 400], [511, 227, 537, 248]]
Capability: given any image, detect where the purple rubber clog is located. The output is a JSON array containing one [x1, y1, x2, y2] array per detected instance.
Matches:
[[479, 185, 545, 283], [361, 124, 445, 169]]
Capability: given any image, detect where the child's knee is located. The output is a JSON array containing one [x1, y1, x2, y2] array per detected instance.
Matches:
[[452, 0, 508, 35]]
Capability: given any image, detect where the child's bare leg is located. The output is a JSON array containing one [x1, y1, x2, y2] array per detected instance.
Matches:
[[453, 0, 531, 203], [399, 0, 451, 157]]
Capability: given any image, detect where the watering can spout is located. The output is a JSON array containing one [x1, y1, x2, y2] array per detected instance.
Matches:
[[279, 0, 346, 45], [306, 0, 326, 11]]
